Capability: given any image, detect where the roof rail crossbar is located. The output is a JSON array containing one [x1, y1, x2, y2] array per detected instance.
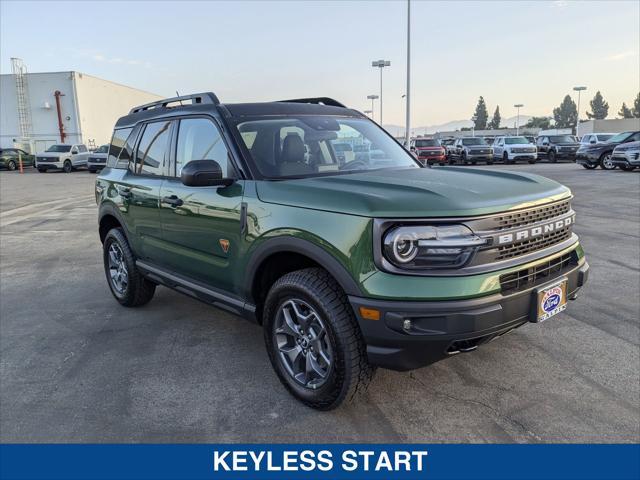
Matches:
[[277, 97, 346, 108], [129, 92, 220, 114]]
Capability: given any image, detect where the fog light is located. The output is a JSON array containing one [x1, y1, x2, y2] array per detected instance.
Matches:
[[403, 319, 412, 331]]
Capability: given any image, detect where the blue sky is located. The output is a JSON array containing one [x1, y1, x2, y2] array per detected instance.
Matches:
[[1, 0, 638, 126]]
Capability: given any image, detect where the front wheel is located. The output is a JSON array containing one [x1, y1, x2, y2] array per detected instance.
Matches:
[[548, 150, 557, 163], [7, 160, 16, 171], [619, 164, 635, 171], [263, 268, 375, 410], [599, 153, 615, 170], [528, 159, 537, 164], [63, 160, 72, 173], [103, 228, 156, 307]]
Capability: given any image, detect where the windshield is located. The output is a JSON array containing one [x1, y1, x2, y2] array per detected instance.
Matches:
[[94, 145, 109, 153], [45, 145, 71, 153], [549, 135, 575, 143], [461, 138, 487, 146], [505, 137, 529, 145], [606, 132, 632, 143], [414, 139, 439, 147], [594, 134, 613, 142], [235, 116, 418, 179]]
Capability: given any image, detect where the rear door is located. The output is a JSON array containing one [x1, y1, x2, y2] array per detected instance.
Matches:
[[114, 120, 172, 262], [158, 115, 245, 293]]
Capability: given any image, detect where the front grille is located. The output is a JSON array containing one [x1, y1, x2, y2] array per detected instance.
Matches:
[[495, 200, 571, 230], [499, 251, 578, 293], [496, 226, 572, 260]]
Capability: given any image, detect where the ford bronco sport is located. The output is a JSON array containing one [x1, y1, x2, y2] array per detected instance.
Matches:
[[97, 93, 589, 410]]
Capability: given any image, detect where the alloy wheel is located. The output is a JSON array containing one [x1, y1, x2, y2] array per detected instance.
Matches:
[[107, 243, 129, 295], [273, 298, 333, 389], [601, 154, 615, 170]]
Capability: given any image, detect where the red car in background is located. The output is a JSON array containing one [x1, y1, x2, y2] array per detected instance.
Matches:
[[410, 138, 447, 166]]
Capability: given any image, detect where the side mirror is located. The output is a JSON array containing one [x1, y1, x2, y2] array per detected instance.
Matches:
[[71, 149, 78, 155], [180, 160, 233, 187], [543, 142, 549, 146], [590, 140, 596, 144], [410, 146, 416, 151]]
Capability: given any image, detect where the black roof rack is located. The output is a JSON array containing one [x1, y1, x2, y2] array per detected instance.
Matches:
[[129, 92, 220, 114], [277, 97, 346, 108]]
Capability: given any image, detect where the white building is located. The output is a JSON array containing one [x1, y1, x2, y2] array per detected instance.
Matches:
[[1, 71, 162, 152], [577, 118, 640, 137]]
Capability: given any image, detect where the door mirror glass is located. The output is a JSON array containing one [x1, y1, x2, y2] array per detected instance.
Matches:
[[71, 148, 78, 154], [180, 159, 233, 187], [590, 139, 596, 144]]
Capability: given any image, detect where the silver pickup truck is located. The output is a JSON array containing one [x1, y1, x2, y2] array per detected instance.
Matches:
[[35, 144, 90, 173]]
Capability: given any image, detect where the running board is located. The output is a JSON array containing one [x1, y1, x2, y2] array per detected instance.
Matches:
[[136, 260, 257, 322]]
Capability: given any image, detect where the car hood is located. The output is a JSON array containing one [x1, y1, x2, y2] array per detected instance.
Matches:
[[555, 143, 579, 147], [38, 152, 64, 157], [255, 167, 570, 218]]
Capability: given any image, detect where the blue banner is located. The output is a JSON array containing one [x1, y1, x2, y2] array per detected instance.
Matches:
[[1, 444, 638, 480]]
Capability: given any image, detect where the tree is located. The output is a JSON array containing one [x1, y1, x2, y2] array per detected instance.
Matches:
[[618, 103, 634, 118], [553, 95, 577, 129], [524, 116, 552, 129], [634, 92, 640, 118], [472, 96, 489, 130], [488, 106, 501, 130], [586, 91, 609, 119]]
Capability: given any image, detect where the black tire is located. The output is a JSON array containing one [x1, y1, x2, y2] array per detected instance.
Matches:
[[63, 160, 72, 173], [619, 164, 635, 171], [548, 150, 557, 163], [263, 268, 375, 410], [471, 160, 477, 165], [37, 167, 46, 173], [599, 152, 615, 170], [103, 228, 156, 307], [486, 160, 494, 165], [528, 159, 537, 164], [503, 152, 513, 164], [461, 152, 467, 164], [581, 163, 598, 170], [7, 160, 16, 171]]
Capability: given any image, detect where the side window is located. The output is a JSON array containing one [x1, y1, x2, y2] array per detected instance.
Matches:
[[175, 118, 232, 177], [77, 145, 88, 153], [582, 135, 590, 143], [629, 132, 640, 142], [107, 128, 133, 168], [134, 121, 171, 176]]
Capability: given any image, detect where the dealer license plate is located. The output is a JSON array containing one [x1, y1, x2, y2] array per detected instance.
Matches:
[[533, 279, 568, 323]]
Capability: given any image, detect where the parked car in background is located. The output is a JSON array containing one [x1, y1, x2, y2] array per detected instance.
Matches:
[[353, 144, 370, 162], [87, 145, 109, 173], [333, 143, 355, 164], [580, 133, 615, 146], [451, 137, 493, 164], [36, 144, 90, 173], [576, 131, 640, 170], [536, 135, 580, 163], [610, 141, 639, 171], [492, 136, 538, 164], [0, 148, 35, 170], [410, 138, 446, 166], [483, 137, 495, 145], [524, 136, 536, 144], [440, 138, 456, 159]]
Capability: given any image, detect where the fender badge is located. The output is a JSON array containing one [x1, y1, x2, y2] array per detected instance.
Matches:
[[219, 239, 230, 253]]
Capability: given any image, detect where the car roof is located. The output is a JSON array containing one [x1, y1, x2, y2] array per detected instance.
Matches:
[[115, 96, 364, 129]]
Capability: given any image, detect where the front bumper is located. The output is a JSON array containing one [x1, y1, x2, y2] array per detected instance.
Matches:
[[611, 152, 640, 167], [350, 259, 589, 371], [576, 151, 600, 166], [36, 160, 63, 169], [507, 152, 538, 161]]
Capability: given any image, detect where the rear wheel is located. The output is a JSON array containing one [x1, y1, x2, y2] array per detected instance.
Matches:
[[599, 152, 615, 170], [103, 228, 156, 307], [7, 160, 16, 171], [263, 268, 375, 410], [63, 160, 72, 173]]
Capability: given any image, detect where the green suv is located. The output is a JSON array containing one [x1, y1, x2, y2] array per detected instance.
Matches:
[[97, 93, 589, 409], [0, 148, 35, 170]]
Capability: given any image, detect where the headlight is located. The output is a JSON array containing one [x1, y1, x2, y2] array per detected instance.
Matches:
[[383, 224, 486, 270]]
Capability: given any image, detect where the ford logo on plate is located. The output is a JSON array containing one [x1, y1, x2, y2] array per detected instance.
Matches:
[[542, 286, 563, 313]]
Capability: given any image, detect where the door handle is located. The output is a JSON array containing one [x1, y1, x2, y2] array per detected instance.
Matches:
[[162, 195, 183, 208]]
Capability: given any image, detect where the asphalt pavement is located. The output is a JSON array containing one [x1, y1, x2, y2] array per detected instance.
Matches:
[[1, 164, 638, 443]]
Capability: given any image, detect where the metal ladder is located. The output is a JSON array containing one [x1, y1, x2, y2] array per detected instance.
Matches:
[[11, 58, 33, 149]]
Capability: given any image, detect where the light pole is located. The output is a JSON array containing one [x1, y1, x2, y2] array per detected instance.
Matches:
[[372, 59, 390, 126], [367, 94, 379, 122], [401, 94, 406, 138], [573, 86, 587, 136], [514, 104, 524, 135], [404, 0, 411, 148]]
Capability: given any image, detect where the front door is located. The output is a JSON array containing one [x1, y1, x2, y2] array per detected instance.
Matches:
[[158, 116, 244, 294]]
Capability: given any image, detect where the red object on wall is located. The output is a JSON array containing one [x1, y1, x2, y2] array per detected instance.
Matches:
[[54, 90, 66, 143]]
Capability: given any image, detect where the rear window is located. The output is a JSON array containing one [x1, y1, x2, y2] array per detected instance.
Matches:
[[107, 128, 134, 168]]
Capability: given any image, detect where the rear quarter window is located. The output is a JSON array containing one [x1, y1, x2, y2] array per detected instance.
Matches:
[[107, 127, 134, 168]]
